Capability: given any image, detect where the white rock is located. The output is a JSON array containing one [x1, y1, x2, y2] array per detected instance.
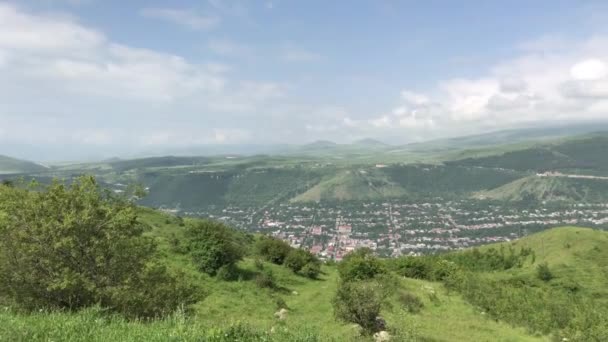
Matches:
[[373, 331, 391, 342]]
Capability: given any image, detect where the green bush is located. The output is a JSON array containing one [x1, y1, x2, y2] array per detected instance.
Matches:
[[338, 248, 386, 282], [185, 220, 245, 276], [398, 291, 424, 314], [301, 262, 321, 279], [333, 280, 384, 334], [255, 237, 292, 265], [390, 256, 433, 280], [216, 264, 239, 281], [255, 269, 276, 289], [0, 176, 200, 318], [536, 262, 554, 282], [284, 249, 311, 273]]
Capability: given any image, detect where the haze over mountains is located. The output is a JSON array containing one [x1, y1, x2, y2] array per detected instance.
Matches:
[[3, 121, 608, 163]]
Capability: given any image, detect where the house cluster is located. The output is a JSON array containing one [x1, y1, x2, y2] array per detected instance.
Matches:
[[183, 200, 608, 258]]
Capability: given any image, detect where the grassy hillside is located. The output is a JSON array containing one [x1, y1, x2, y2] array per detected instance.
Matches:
[[0, 207, 547, 342], [480, 227, 608, 298], [475, 175, 608, 202], [0, 155, 47, 174]]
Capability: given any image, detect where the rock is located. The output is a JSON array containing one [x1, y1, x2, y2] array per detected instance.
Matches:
[[373, 331, 391, 342], [274, 308, 289, 320], [349, 324, 363, 336]]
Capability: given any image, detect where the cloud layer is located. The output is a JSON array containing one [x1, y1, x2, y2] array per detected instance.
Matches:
[[1, 3, 608, 161]]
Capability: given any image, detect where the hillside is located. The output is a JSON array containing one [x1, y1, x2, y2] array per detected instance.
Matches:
[[3, 181, 607, 341], [0, 155, 47, 174], [475, 174, 608, 202], [0, 207, 546, 341]]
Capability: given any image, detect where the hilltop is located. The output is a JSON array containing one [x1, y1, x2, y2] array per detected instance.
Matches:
[[0, 155, 47, 175]]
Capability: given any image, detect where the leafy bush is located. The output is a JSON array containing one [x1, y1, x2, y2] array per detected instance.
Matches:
[[284, 249, 312, 273], [398, 291, 424, 314], [333, 280, 384, 334], [389, 256, 433, 280], [338, 248, 386, 282], [301, 262, 321, 279], [0, 176, 200, 318], [255, 237, 292, 265], [284, 249, 320, 279], [255, 270, 276, 289], [185, 220, 245, 276], [216, 264, 239, 281], [536, 262, 554, 282]]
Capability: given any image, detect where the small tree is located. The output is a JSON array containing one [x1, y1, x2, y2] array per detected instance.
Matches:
[[284, 249, 319, 275], [537, 262, 554, 282], [338, 248, 386, 282], [333, 280, 384, 334], [255, 237, 292, 265], [0, 176, 200, 318], [185, 220, 245, 276], [301, 262, 321, 279]]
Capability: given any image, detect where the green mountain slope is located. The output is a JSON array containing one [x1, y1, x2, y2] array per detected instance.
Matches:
[[475, 175, 608, 202], [5, 204, 605, 341], [0, 155, 47, 174]]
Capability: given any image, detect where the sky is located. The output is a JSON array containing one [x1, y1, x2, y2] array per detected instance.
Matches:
[[2, 0, 608, 161]]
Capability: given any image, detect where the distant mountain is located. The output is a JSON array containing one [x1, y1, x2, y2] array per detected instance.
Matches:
[[301, 140, 338, 149], [403, 121, 608, 152], [0, 155, 48, 174], [448, 133, 608, 173], [352, 138, 389, 147]]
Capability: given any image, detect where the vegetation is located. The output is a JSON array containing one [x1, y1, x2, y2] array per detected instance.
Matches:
[[0, 177, 200, 318], [185, 220, 246, 276], [3, 173, 608, 341]]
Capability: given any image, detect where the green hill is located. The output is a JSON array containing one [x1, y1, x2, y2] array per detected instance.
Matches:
[[475, 175, 608, 202], [0, 207, 547, 341], [0, 155, 48, 174], [4, 195, 608, 341]]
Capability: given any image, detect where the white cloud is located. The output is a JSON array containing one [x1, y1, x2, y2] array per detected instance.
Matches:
[[401, 90, 430, 105], [570, 58, 607, 80], [0, 3, 285, 156], [139, 7, 220, 30]]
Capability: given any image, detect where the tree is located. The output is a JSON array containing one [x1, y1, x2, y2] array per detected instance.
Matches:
[[0, 176, 200, 318], [338, 248, 386, 282], [284, 249, 318, 273], [185, 220, 245, 276], [255, 237, 292, 265], [301, 262, 321, 279], [333, 280, 384, 334]]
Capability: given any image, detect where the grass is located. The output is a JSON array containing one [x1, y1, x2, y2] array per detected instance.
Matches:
[[3, 209, 597, 341]]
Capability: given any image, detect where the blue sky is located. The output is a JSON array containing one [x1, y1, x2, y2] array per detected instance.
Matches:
[[2, 0, 608, 160]]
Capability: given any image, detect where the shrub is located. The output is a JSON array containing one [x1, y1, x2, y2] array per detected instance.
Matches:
[[254, 258, 265, 271], [390, 256, 433, 280], [333, 280, 384, 334], [398, 291, 424, 314], [338, 248, 386, 282], [275, 297, 288, 310], [0, 176, 200, 318], [301, 262, 321, 279], [255, 270, 276, 289], [255, 237, 292, 265], [284, 249, 311, 273], [216, 264, 239, 281], [185, 220, 245, 276], [537, 262, 554, 282]]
